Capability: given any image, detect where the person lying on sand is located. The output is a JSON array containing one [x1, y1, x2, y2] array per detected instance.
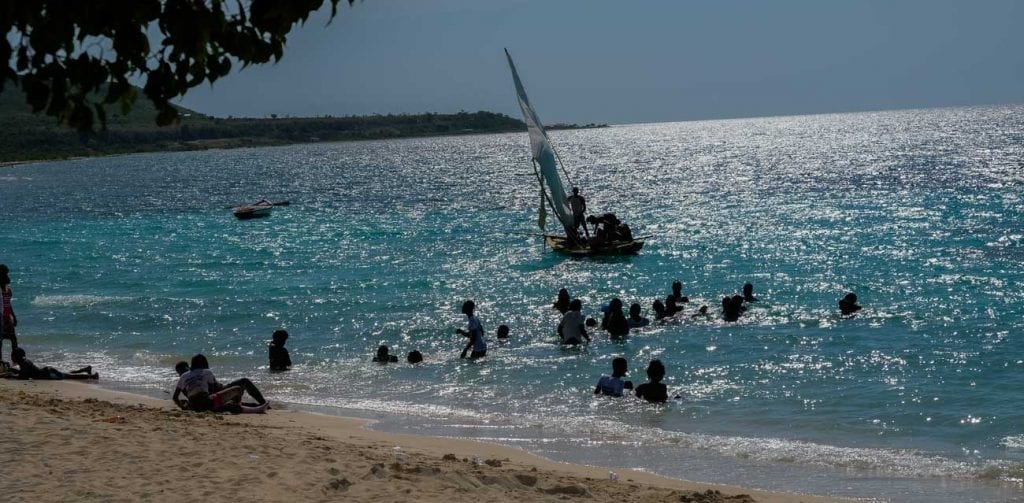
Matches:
[[7, 348, 98, 380]]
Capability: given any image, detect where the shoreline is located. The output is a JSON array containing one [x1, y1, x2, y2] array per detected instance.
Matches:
[[0, 378, 847, 503]]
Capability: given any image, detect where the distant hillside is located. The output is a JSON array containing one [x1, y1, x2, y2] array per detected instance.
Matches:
[[0, 88, 530, 162]]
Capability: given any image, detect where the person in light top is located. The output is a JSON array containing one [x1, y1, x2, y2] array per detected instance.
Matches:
[[557, 299, 590, 346], [594, 357, 634, 397], [457, 300, 487, 359]]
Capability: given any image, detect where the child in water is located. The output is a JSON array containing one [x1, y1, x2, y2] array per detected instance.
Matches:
[[456, 300, 487, 359], [594, 357, 634, 397], [634, 359, 668, 403], [268, 329, 292, 371], [373, 345, 399, 363]]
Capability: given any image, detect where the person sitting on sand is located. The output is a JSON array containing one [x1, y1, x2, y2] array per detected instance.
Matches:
[[173, 354, 267, 413], [553, 288, 571, 314], [634, 359, 668, 403], [594, 357, 634, 397], [839, 293, 862, 316], [742, 283, 758, 302], [1, 266, 18, 363], [373, 345, 399, 363], [407, 350, 423, 364], [268, 329, 292, 371], [558, 299, 590, 345], [7, 348, 98, 380], [627, 303, 650, 328], [457, 300, 487, 360], [670, 280, 689, 305]]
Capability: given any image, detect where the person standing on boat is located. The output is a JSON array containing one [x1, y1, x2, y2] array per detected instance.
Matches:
[[567, 187, 589, 239]]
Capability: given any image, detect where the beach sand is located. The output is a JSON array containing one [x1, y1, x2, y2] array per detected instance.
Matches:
[[0, 379, 846, 502]]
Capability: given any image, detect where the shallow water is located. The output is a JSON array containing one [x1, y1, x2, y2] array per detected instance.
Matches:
[[2, 104, 1024, 501]]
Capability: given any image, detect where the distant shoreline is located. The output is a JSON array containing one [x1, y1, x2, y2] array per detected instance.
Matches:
[[0, 98, 608, 164]]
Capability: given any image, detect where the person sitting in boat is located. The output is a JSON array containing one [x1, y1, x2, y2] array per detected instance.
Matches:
[[567, 187, 588, 237], [588, 213, 620, 247], [614, 222, 633, 242]]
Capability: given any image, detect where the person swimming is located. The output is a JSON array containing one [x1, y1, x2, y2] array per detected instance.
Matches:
[[406, 350, 423, 364], [558, 299, 590, 345], [743, 282, 758, 302], [634, 359, 668, 403], [373, 345, 399, 363], [670, 280, 689, 305], [553, 288, 571, 314], [839, 293, 862, 316], [496, 324, 510, 340], [594, 357, 633, 397], [652, 299, 667, 320], [690, 305, 710, 319], [603, 298, 630, 339], [627, 303, 650, 328]]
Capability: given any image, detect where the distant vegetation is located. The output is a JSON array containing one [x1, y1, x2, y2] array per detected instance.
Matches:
[[0, 88, 537, 162]]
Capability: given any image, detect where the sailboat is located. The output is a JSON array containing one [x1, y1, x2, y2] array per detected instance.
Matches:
[[504, 49, 645, 256]]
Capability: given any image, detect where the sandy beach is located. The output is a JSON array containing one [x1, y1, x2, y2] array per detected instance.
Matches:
[[0, 379, 847, 503]]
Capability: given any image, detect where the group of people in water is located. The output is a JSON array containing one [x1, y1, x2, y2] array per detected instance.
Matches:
[[1, 257, 867, 409]]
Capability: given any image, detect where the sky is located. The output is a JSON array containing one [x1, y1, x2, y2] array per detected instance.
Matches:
[[176, 0, 1024, 125]]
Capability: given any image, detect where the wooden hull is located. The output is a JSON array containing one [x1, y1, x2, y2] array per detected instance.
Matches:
[[544, 235, 645, 256], [233, 205, 273, 220]]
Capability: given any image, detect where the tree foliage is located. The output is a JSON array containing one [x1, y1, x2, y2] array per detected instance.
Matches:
[[1, 0, 349, 131]]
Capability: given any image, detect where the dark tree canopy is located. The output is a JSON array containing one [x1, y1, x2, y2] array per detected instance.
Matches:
[[1, 0, 350, 131]]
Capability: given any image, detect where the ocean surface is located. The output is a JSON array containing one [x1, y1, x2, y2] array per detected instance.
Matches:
[[2, 105, 1023, 502]]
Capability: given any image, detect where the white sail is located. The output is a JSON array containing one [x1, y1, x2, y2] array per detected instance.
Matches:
[[505, 49, 575, 235]]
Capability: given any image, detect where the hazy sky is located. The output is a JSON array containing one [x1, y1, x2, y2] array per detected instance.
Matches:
[[176, 0, 1024, 124]]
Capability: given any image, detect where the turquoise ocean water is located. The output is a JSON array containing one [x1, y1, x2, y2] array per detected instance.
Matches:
[[2, 105, 1023, 501]]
